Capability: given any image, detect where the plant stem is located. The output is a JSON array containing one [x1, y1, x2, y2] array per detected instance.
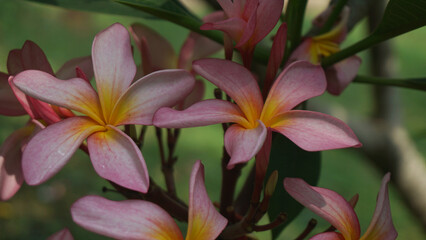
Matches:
[[354, 75, 426, 91], [283, 0, 308, 61], [317, 0, 348, 35]]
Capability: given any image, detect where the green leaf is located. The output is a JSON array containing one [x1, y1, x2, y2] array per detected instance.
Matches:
[[27, 0, 154, 18], [322, 0, 426, 67], [266, 134, 321, 239]]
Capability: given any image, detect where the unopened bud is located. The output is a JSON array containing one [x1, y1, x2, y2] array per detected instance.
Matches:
[[265, 170, 278, 197]]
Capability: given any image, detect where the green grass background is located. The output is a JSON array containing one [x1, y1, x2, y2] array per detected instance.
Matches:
[[0, 1, 425, 239]]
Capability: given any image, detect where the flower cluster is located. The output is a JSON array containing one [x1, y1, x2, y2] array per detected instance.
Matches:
[[0, 1, 399, 239]]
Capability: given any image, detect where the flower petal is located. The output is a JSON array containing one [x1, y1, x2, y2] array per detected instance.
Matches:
[[87, 126, 149, 193], [130, 23, 177, 73], [264, 22, 287, 94], [111, 69, 195, 126], [225, 121, 267, 168], [186, 160, 227, 240], [201, 17, 247, 44], [71, 195, 183, 240], [7, 40, 54, 75], [284, 178, 361, 240], [92, 23, 136, 120], [271, 110, 361, 151], [326, 56, 361, 96], [262, 61, 326, 124], [176, 79, 205, 110], [310, 232, 345, 240], [0, 72, 26, 116], [154, 99, 247, 128], [55, 56, 94, 81], [360, 173, 397, 240], [252, 0, 284, 44], [22, 117, 104, 185], [0, 124, 34, 200], [13, 70, 104, 124], [193, 59, 263, 122], [47, 228, 74, 240], [288, 38, 317, 64]]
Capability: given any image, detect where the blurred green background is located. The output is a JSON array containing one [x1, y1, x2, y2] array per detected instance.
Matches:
[[0, 0, 425, 239]]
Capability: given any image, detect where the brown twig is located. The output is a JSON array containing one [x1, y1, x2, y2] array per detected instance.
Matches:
[[295, 219, 317, 240]]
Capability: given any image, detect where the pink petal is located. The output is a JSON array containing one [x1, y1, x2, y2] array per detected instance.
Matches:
[[271, 110, 361, 151], [55, 56, 94, 81], [186, 160, 227, 240], [111, 69, 195, 126], [13, 70, 104, 124], [26, 97, 61, 124], [287, 38, 317, 64], [71, 195, 183, 240], [92, 23, 136, 119], [193, 59, 263, 122], [201, 17, 247, 44], [0, 72, 26, 116], [284, 178, 361, 240], [326, 56, 361, 95], [7, 40, 54, 75], [310, 232, 345, 240], [130, 23, 177, 73], [176, 79, 205, 110], [360, 173, 397, 240], [87, 125, 149, 193], [22, 117, 104, 185], [225, 121, 267, 169], [8, 76, 37, 119], [252, 0, 284, 44], [262, 61, 326, 123], [47, 228, 74, 240], [0, 124, 34, 200], [154, 99, 247, 128], [217, 0, 238, 17]]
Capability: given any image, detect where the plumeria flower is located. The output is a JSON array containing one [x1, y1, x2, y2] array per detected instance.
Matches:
[[288, 6, 361, 95], [284, 173, 397, 240], [0, 41, 92, 201], [154, 59, 361, 168], [130, 12, 222, 110], [12, 23, 195, 193], [71, 160, 227, 240], [201, 0, 284, 67]]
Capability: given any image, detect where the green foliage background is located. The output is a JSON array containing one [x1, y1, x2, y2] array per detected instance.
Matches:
[[0, 1, 425, 239]]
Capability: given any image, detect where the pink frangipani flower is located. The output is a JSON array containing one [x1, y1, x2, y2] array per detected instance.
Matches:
[[201, 0, 284, 67], [284, 173, 397, 240], [12, 23, 195, 193], [288, 6, 361, 95], [154, 59, 361, 168], [71, 160, 227, 240], [0, 41, 92, 201]]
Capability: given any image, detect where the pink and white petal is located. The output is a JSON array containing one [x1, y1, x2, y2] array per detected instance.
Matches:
[[360, 173, 397, 240], [130, 23, 177, 72], [176, 79, 205, 110], [262, 61, 326, 122], [0, 73, 26, 116], [201, 17, 246, 43], [55, 56, 94, 81], [7, 41, 54, 75], [287, 39, 316, 64], [154, 99, 247, 129], [310, 232, 345, 240], [284, 178, 361, 240], [193, 59, 263, 121], [47, 228, 74, 240], [111, 69, 195, 126], [186, 161, 227, 240], [71, 195, 183, 240], [225, 121, 267, 169], [271, 110, 361, 151], [13, 70, 104, 124], [0, 124, 34, 200], [87, 126, 149, 193], [92, 23, 136, 118], [252, 0, 284, 44], [22, 117, 104, 185], [326, 56, 361, 96]]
